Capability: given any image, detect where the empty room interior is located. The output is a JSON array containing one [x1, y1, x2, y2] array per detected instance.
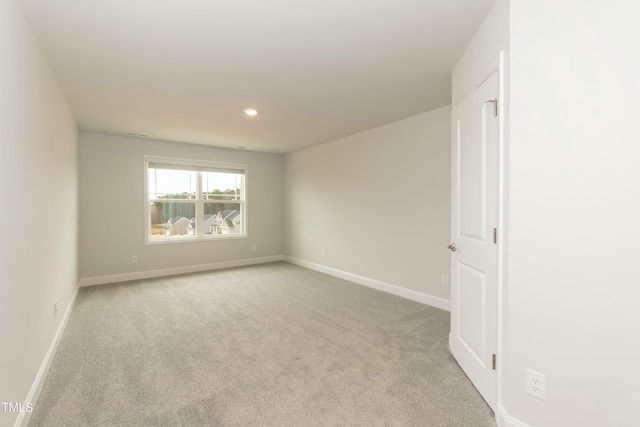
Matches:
[[1, 0, 639, 426]]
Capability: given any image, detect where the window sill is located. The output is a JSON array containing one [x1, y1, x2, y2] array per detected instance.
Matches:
[[145, 234, 248, 245]]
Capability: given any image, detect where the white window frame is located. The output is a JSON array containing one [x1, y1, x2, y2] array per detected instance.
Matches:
[[144, 155, 248, 244]]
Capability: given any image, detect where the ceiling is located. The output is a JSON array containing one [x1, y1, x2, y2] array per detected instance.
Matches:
[[21, 0, 495, 154]]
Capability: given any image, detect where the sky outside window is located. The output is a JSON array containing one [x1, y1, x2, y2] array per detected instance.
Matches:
[[202, 172, 241, 195], [148, 169, 195, 198]]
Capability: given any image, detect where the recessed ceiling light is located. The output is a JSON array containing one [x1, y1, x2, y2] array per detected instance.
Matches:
[[243, 108, 258, 116]]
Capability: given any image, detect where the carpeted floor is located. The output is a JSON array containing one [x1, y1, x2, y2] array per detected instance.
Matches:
[[28, 262, 495, 426]]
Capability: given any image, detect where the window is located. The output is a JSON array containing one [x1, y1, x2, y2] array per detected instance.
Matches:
[[145, 156, 246, 243]]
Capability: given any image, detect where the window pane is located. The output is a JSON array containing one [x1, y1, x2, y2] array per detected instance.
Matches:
[[150, 202, 196, 239], [202, 172, 243, 200], [148, 168, 196, 199], [203, 203, 243, 236]]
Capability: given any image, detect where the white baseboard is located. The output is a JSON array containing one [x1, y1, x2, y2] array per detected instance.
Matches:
[[15, 284, 80, 427], [79, 255, 285, 287], [284, 256, 451, 312], [497, 405, 531, 427]]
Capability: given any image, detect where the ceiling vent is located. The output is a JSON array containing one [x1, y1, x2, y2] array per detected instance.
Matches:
[[125, 132, 149, 138]]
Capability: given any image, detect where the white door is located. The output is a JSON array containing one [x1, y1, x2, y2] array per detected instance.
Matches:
[[449, 70, 499, 410]]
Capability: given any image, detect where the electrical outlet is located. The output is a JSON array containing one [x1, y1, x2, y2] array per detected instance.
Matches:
[[525, 369, 547, 401], [252, 244, 257, 251], [322, 250, 326, 258], [131, 255, 138, 264], [53, 300, 58, 319], [441, 274, 450, 287]]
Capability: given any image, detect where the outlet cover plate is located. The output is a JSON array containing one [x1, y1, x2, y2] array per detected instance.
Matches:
[[441, 274, 450, 287], [525, 368, 547, 401]]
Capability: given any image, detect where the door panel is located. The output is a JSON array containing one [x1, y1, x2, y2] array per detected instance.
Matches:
[[459, 108, 486, 240], [458, 262, 486, 365], [450, 70, 499, 411]]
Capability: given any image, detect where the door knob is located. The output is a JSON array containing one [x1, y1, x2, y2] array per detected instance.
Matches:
[[447, 243, 456, 252]]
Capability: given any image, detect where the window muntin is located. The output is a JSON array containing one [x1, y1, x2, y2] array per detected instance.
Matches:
[[145, 156, 246, 243]]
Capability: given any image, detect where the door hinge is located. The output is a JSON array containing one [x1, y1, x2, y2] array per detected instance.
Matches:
[[486, 98, 498, 117], [492, 354, 497, 370], [493, 228, 497, 244]]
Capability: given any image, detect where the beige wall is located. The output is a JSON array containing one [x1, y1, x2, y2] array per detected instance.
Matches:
[[452, 0, 509, 106], [79, 133, 284, 280], [284, 107, 451, 304], [0, 1, 79, 425], [507, 1, 640, 425]]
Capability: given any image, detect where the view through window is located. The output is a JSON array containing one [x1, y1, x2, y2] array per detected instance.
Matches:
[[145, 156, 246, 242]]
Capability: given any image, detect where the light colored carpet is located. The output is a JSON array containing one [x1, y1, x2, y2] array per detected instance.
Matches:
[[29, 262, 495, 426]]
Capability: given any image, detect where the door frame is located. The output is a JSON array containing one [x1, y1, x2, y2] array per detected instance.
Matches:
[[495, 50, 508, 422]]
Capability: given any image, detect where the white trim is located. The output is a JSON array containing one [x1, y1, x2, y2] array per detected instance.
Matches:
[[496, 49, 509, 425], [145, 154, 247, 173], [284, 256, 451, 312], [79, 255, 284, 287], [497, 405, 531, 427], [15, 284, 81, 427], [145, 232, 248, 245]]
